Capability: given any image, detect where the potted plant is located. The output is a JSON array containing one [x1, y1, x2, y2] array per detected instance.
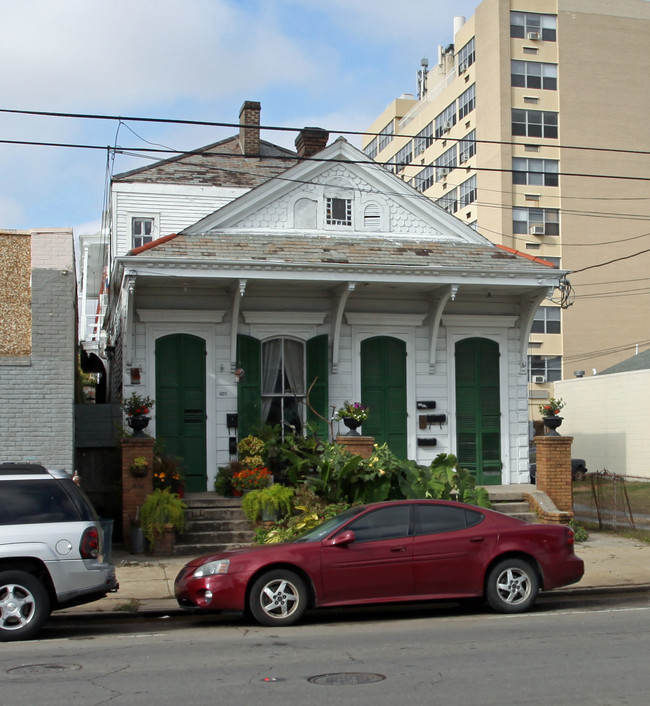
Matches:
[[232, 466, 272, 495], [153, 452, 185, 496], [129, 456, 148, 478], [122, 392, 155, 437], [140, 488, 186, 554], [538, 397, 565, 435], [241, 484, 294, 524], [214, 461, 240, 497], [334, 400, 369, 436]]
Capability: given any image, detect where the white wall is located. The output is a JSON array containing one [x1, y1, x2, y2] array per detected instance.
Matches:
[[554, 371, 650, 478]]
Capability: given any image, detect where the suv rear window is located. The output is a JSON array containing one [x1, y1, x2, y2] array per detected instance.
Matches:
[[0, 480, 85, 525]]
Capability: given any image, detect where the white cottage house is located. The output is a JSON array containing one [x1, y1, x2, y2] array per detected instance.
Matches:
[[105, 135, 564, 492]]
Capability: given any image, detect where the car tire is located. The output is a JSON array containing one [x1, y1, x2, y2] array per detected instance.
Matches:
[[486, 558, 539, 614], [249, 570, 307, 627], [573, 466, 586, 482], [0, 570, 51, 641]]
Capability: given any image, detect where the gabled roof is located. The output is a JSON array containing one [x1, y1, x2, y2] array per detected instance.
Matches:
[[112, 135, 296, 189]]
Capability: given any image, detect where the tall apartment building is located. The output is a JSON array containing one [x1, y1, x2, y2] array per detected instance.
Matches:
[[364, 0, 650, 413]]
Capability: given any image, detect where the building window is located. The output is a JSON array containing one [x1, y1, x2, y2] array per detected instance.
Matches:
[[512, 61, 557, 90], [513, 207, 559, 236], [458, 84, 476, 120], [510, 12, 557, 42], [414, 165, 434, 193], [392, 141, 413, 173], [459, 175, 477, 208], [513, 158, 559, 186], [326, 198, 352, 226], [436, 188, 458, 214], [531, 306, 561, 334], [435, 102, 457, 139], [413, 122, 433, 158], [457, 37, 475, 72], [540, 255, 561, 267], [435, 145, 457, 181], [512, 110, 558, 138], [378, 120, 394, 152], [364, 137, 378, 159], [529, 355, 561, 383], [262, 338, 305, 436], [132, 217, 154, 248], [459, 129, 476, 163]]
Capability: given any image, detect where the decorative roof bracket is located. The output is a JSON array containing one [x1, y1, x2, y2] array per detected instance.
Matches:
[[332, 282, 356, 373], [231, 279, 247, 372], [429, 285, 453, 373]]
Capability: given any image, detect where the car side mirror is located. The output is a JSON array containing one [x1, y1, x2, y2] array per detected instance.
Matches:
[[327, 530, 355, 547]]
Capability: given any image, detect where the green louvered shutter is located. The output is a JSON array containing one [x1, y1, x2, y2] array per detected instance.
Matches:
[[455, 337, 501, 485], [155, 334, 206, 492], [361, 336, 407, 459], [306, 334, 329, 439], [237, 334, 261, 438]]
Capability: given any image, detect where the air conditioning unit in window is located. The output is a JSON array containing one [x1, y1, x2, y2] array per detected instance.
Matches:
[[533, 375, 546, 384], [443, 120, 454, 132], [527, 31, 540, 40], [530, 225, 545, 235], [439, 168, 450, 177], [458, 60, 468, 74]]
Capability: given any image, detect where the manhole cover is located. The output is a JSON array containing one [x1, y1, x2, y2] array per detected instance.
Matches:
[[308, 672, 386, 686], [8, 664, 82, 676]]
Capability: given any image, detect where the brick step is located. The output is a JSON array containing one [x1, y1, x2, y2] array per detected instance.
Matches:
[[491, 501, 531, 515]]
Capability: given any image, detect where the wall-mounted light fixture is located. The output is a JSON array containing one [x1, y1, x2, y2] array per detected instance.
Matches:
[[104, 345, 116, 360]]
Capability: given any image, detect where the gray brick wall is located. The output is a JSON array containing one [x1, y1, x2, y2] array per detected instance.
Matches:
[[0, 230, 76, 470]]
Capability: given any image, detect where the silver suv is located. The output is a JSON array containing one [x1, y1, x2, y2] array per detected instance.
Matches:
[[0, 463, 118, 641]]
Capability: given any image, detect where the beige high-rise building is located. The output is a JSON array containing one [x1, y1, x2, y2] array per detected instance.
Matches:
[[364, 0, 650, 414]]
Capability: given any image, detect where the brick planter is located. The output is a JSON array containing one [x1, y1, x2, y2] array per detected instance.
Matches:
[[534, 435, 574, 516], [336, 435, 375, 459], [121, 437, 154, 552]]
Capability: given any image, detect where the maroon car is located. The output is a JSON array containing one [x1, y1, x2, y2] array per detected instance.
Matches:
[[174, 499, 584, 626]]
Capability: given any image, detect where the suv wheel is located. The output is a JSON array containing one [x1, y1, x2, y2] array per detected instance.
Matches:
[[0, 570, 51, 641]]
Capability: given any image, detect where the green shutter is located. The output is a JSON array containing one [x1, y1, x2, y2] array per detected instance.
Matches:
[[306, 334, 329, 439], [237, 334, 261, 438], [156, 334, 206, 492], [361, 336, 407, 459], [455, 337, 501, 485]]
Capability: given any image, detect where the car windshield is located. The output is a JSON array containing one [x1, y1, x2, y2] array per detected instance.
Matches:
[[294, 506, 365, 543]]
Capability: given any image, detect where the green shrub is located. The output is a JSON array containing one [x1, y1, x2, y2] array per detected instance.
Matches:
[[140, 488, 186, 550], [241, 484, 295, 523]]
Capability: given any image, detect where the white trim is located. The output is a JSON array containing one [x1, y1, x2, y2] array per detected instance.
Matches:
[[351, 325, 417, 459], [346, 312, 426, 326], [248, 324, 320, 341], [137, 309, 226, 323], [242, 311, 327, 325], [442, 314, 518, 328], [446, 326, 511, 484]]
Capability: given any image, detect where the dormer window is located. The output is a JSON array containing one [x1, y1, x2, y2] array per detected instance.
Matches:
[[326, 197, 352, 226], [132, 217, 155, 248]]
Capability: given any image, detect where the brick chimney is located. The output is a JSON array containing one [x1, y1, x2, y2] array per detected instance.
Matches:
[[239, 100, 261, 156], [295, 127, 329, 158]]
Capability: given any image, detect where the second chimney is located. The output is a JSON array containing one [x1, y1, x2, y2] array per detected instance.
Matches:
[[295, 127, 329, 158], [239, 100, 261, 156]]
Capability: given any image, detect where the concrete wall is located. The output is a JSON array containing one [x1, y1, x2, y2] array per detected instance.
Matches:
[[0, 229, 76, 469], [554, 371, 649, 478]]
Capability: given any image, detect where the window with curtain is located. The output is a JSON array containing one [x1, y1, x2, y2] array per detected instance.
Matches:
[[262, 338, 305, 436]]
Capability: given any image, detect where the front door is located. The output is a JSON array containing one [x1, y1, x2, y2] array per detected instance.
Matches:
[[360, 336, 407, 458], [455, 337, 501, 485], [156, 334, 207, 492]]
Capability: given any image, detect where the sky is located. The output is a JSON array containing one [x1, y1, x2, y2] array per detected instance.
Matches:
[[0, 0, 479, 235]]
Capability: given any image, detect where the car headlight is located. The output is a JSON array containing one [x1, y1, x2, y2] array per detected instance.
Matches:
[[193, 559, 230, 578]]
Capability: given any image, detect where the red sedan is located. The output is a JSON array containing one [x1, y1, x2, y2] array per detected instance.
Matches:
[[174, 500, 584, 626]]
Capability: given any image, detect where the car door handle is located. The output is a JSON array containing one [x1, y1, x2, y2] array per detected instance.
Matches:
[[390, 546, 407, 552], [469, 537, 485, 543]]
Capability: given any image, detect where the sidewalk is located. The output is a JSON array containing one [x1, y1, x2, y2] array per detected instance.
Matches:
[[60, 531, 650, 618]]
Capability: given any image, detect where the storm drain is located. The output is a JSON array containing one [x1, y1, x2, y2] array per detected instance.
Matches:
[[8, 664, 82, 676], [308, 672, 386, 686]]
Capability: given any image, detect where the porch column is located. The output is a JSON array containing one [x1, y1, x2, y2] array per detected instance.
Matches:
[[534, 435, 574, 515], [121, 437, 154, 551]]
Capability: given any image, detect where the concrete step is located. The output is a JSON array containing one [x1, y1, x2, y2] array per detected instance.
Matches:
[[172, 541, 253, 557], [183, 518, 252, 532]]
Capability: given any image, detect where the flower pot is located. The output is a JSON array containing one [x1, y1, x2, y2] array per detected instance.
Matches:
[[130, 463, 148, 478], [543, 416, 563, 436], [343, 417, 362, 436], [127, 413, 150, 437], [232, 489, 243, 497]]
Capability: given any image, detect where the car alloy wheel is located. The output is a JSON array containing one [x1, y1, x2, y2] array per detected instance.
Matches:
[[486, 558, 539, 613], [249, 570, 307, 627], [0, 571, 51, 642]]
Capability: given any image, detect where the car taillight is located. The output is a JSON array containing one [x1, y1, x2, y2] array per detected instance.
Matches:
[[566, 528, 575, 546], [80, 527, 100, 559]]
